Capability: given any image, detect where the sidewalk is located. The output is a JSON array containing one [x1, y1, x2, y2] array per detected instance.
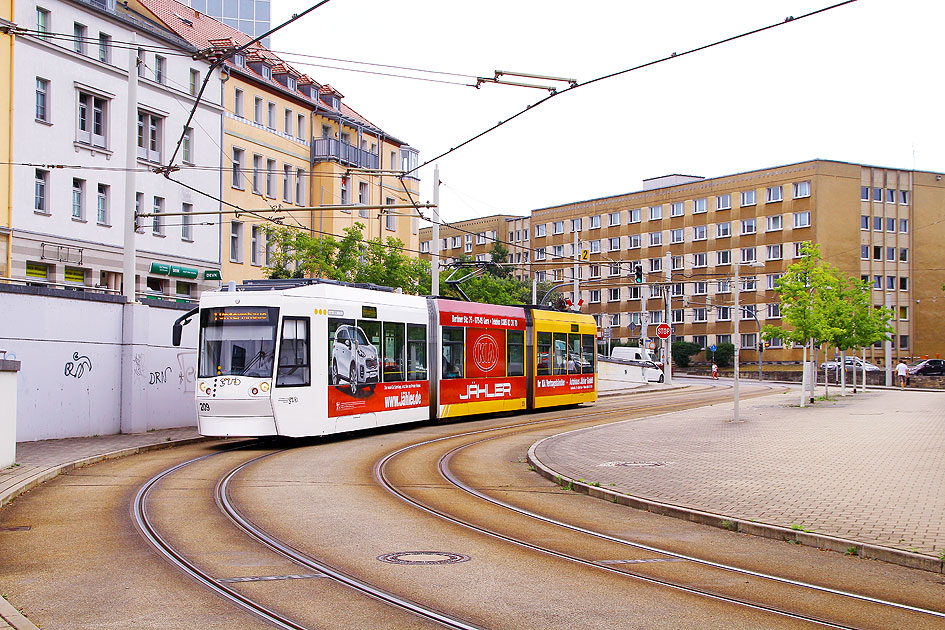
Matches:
[[530, 387, 945, 573], [0, 428, 206, 629]]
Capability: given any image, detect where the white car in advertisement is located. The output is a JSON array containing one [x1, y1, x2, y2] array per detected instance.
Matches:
[[331, 325, 379, 394]]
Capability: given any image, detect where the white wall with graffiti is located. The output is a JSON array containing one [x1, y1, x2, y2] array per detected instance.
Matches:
[[1, 288, 198, 442]]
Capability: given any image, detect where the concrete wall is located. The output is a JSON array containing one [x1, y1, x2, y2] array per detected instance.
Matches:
[[0, 286, 197, 442]]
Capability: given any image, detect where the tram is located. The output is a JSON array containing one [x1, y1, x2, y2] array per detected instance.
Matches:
[[172, 279, 597, 437]]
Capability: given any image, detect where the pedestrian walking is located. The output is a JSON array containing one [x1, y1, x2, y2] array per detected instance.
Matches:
[[712, 362, 719, 379], [896, 359, 908, 388]]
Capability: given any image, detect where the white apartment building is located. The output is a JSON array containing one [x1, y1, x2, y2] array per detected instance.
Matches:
[[11, 0, 224, 299]]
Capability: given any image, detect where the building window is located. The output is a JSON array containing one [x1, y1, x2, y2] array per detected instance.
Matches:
[[671, 202, 684, 217], [34, 169, 48, 214], [717, 250, 731, 265], [181, 127, 194, 164], [793, 242, 807, 258], [886, 217, 895, 232], [717, 222, 731, 238], [693, 282, 708, 295], [899, 219, 909, 233], [152, 196, 164, 235], [296, 168, 305, 205], [187, 69, 200, 96], [264, 159, 275, 197], [608, 288, 620, 302], [649, 205, 662, 220], [872, 187, 883, 201], [571, 218, 582, 232], [71, 178, 84, 220], [552, 221, 564, 234], [887, 275, 896, 291], [627, 234, 641, 249], [234, 88, 244, 117], [860, 186, 869, 201], [872, 245, 882, 261], [741, 247, 756, 263], [284, 165, 295, 203], [741, 333, 757, 349], [35, 78, 49, 122], [767, 303, 781, 318], [231, 148, 244, 189], [649, 258, 662, 273], [671, 228, 683, 244], [672, 255, 683, 270], [672, 309, 684, 324], [692, 252, 707, 268], [886, 247, 895, 262], [609, 237, 620, 251], [535, 223, 546, 237], [873, 216, 882, 231], [717, 194, 731, 210], [793, 181, 811, 198], [267, 102, 276, 129], [860, 245, 869, 260], [590, 240, 601, 254], [693, 225, 707, 240], [899, 335, 909, 349], [766, 186, 783, 203], [693, 198, 707, 214], [253, 97, 263, 124], [718, 306, 731, 321], [649, 231, 662, 246], [230, 221, 243, 263], [628, 208, 641, 223], [794, 211, 811, 228], [741, 218, 756, 234], [718, 279, 731, 294], [297, 114, 305, 140], [589, 289, 601, 303], [589, 215, 601, 229], [609, 212, 621, 226], [181, 203, 192, 240], [693, 308, 707, 323], [766, 244, 783, 260], [740, 190, 756, 206], [96, 184, 109, 224], [860, 216, 869, 230], [900, 248, 908, 262], [154, 56, 165, 83], [900, 190, 910, 205], [73, 22, 87, 54], [284, 108, 292, 135], [900, 276, 909, 291], [251, 225, 260, 265], [766, 215, 782, 231], [36, 7, 50, 39], [136, 48, 145, 76], [77, 91, 107, 148], [136, 111, 163, 162]]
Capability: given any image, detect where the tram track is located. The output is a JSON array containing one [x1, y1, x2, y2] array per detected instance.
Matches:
[[376, 384, 945, 629], [133, 383, 945, 628]]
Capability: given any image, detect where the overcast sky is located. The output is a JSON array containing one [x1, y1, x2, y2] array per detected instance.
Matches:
[[270, 0, 942, 223]]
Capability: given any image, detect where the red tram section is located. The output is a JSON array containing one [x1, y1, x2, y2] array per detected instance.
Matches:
[[435, 300, 528, 417]]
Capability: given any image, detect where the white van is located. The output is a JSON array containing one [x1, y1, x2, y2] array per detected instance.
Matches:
[[610, 347, 664, 382]]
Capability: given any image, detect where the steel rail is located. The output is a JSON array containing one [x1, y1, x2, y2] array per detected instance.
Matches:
[[374, 384, 943, 628], [132, 446, 309, 630], [216, 453, 484, 630]]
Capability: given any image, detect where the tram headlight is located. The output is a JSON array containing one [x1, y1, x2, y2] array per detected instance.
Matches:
[[260, 381, 270, 392], [199, 382, 207, 393]]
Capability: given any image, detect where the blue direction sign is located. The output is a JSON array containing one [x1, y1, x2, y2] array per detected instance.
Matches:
[[710, 344, 717, 352]]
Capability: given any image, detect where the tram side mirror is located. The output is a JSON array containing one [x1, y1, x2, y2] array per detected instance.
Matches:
[[172, 322, 183, 347]]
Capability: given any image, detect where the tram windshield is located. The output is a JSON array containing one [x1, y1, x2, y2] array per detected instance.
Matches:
[[199, 307, 279, 378]]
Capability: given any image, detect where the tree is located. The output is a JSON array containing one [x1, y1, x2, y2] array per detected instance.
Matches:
[[672, 341, 702, 368], [706, 343, 735, 368]]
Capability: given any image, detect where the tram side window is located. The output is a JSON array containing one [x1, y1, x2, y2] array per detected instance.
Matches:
[[582, 334, 596, 375], [407, 324, 427, 381], [277, 317, 310, 386], [553, 333, 568, 375], [568, 333, 583, 375], [537, 332, 552, 376], [383, 322, 406, 382], [507, 330, 524, 377], [442, 327, 464, 379]]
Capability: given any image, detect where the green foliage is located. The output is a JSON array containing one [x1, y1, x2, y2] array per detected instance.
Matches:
[[762, 242, 893, 352], [263, 223, 431, 295], [672, 341, 702, 368], [707, 343, 735, 367], [440, 255, 538, 305]]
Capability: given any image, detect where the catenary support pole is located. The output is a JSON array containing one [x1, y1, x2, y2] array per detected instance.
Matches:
[[431, 165, 440, 296]]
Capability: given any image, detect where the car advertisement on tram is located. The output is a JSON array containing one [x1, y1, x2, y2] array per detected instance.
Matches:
[[327, 317, 429, 418]]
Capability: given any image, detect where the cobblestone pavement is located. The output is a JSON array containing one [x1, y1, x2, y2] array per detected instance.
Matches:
[[534, 387, 945, 557]]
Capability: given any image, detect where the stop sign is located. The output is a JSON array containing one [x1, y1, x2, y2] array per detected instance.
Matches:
[[656, 323, 672, 339]]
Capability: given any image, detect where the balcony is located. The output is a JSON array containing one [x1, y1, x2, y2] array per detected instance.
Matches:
[[312, 138, 379, 169]]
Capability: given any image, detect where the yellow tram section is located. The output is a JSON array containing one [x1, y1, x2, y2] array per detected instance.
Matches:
[[531, 310, 598, 409]]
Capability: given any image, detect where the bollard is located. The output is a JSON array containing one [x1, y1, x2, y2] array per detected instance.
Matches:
[[0, 355, 21, 468]]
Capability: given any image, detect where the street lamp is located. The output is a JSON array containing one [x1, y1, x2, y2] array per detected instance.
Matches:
[[734, 260, 764, 423]]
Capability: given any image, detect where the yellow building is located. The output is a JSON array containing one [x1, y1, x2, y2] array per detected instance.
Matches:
[[420, 160, 945, 364], [0, 0, 12, 279], [133, 0, 420, 283]]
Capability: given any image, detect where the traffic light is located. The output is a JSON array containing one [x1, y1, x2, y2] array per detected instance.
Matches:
[[634, 264, 643, 283]]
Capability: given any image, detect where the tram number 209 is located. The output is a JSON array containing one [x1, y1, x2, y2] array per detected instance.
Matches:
[[199, 402, 211, 412]]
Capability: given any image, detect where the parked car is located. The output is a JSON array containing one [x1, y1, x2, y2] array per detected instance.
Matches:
[[331, 324, 379, 394], [908, 359, 945, 376], [819, 357, 880, 372], [642, 360, 664, 383]]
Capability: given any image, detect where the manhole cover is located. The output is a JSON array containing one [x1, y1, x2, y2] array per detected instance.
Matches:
[[599, 461, 672, 468], [377, 551, 470, 565]]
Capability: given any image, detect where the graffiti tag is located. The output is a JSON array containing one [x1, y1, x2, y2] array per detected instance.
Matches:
[[149, 367, 173, 385], [64, 353, 93, 378]]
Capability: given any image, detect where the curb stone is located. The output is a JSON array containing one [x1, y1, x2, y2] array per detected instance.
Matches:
[[526, 436, 945, 575]]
